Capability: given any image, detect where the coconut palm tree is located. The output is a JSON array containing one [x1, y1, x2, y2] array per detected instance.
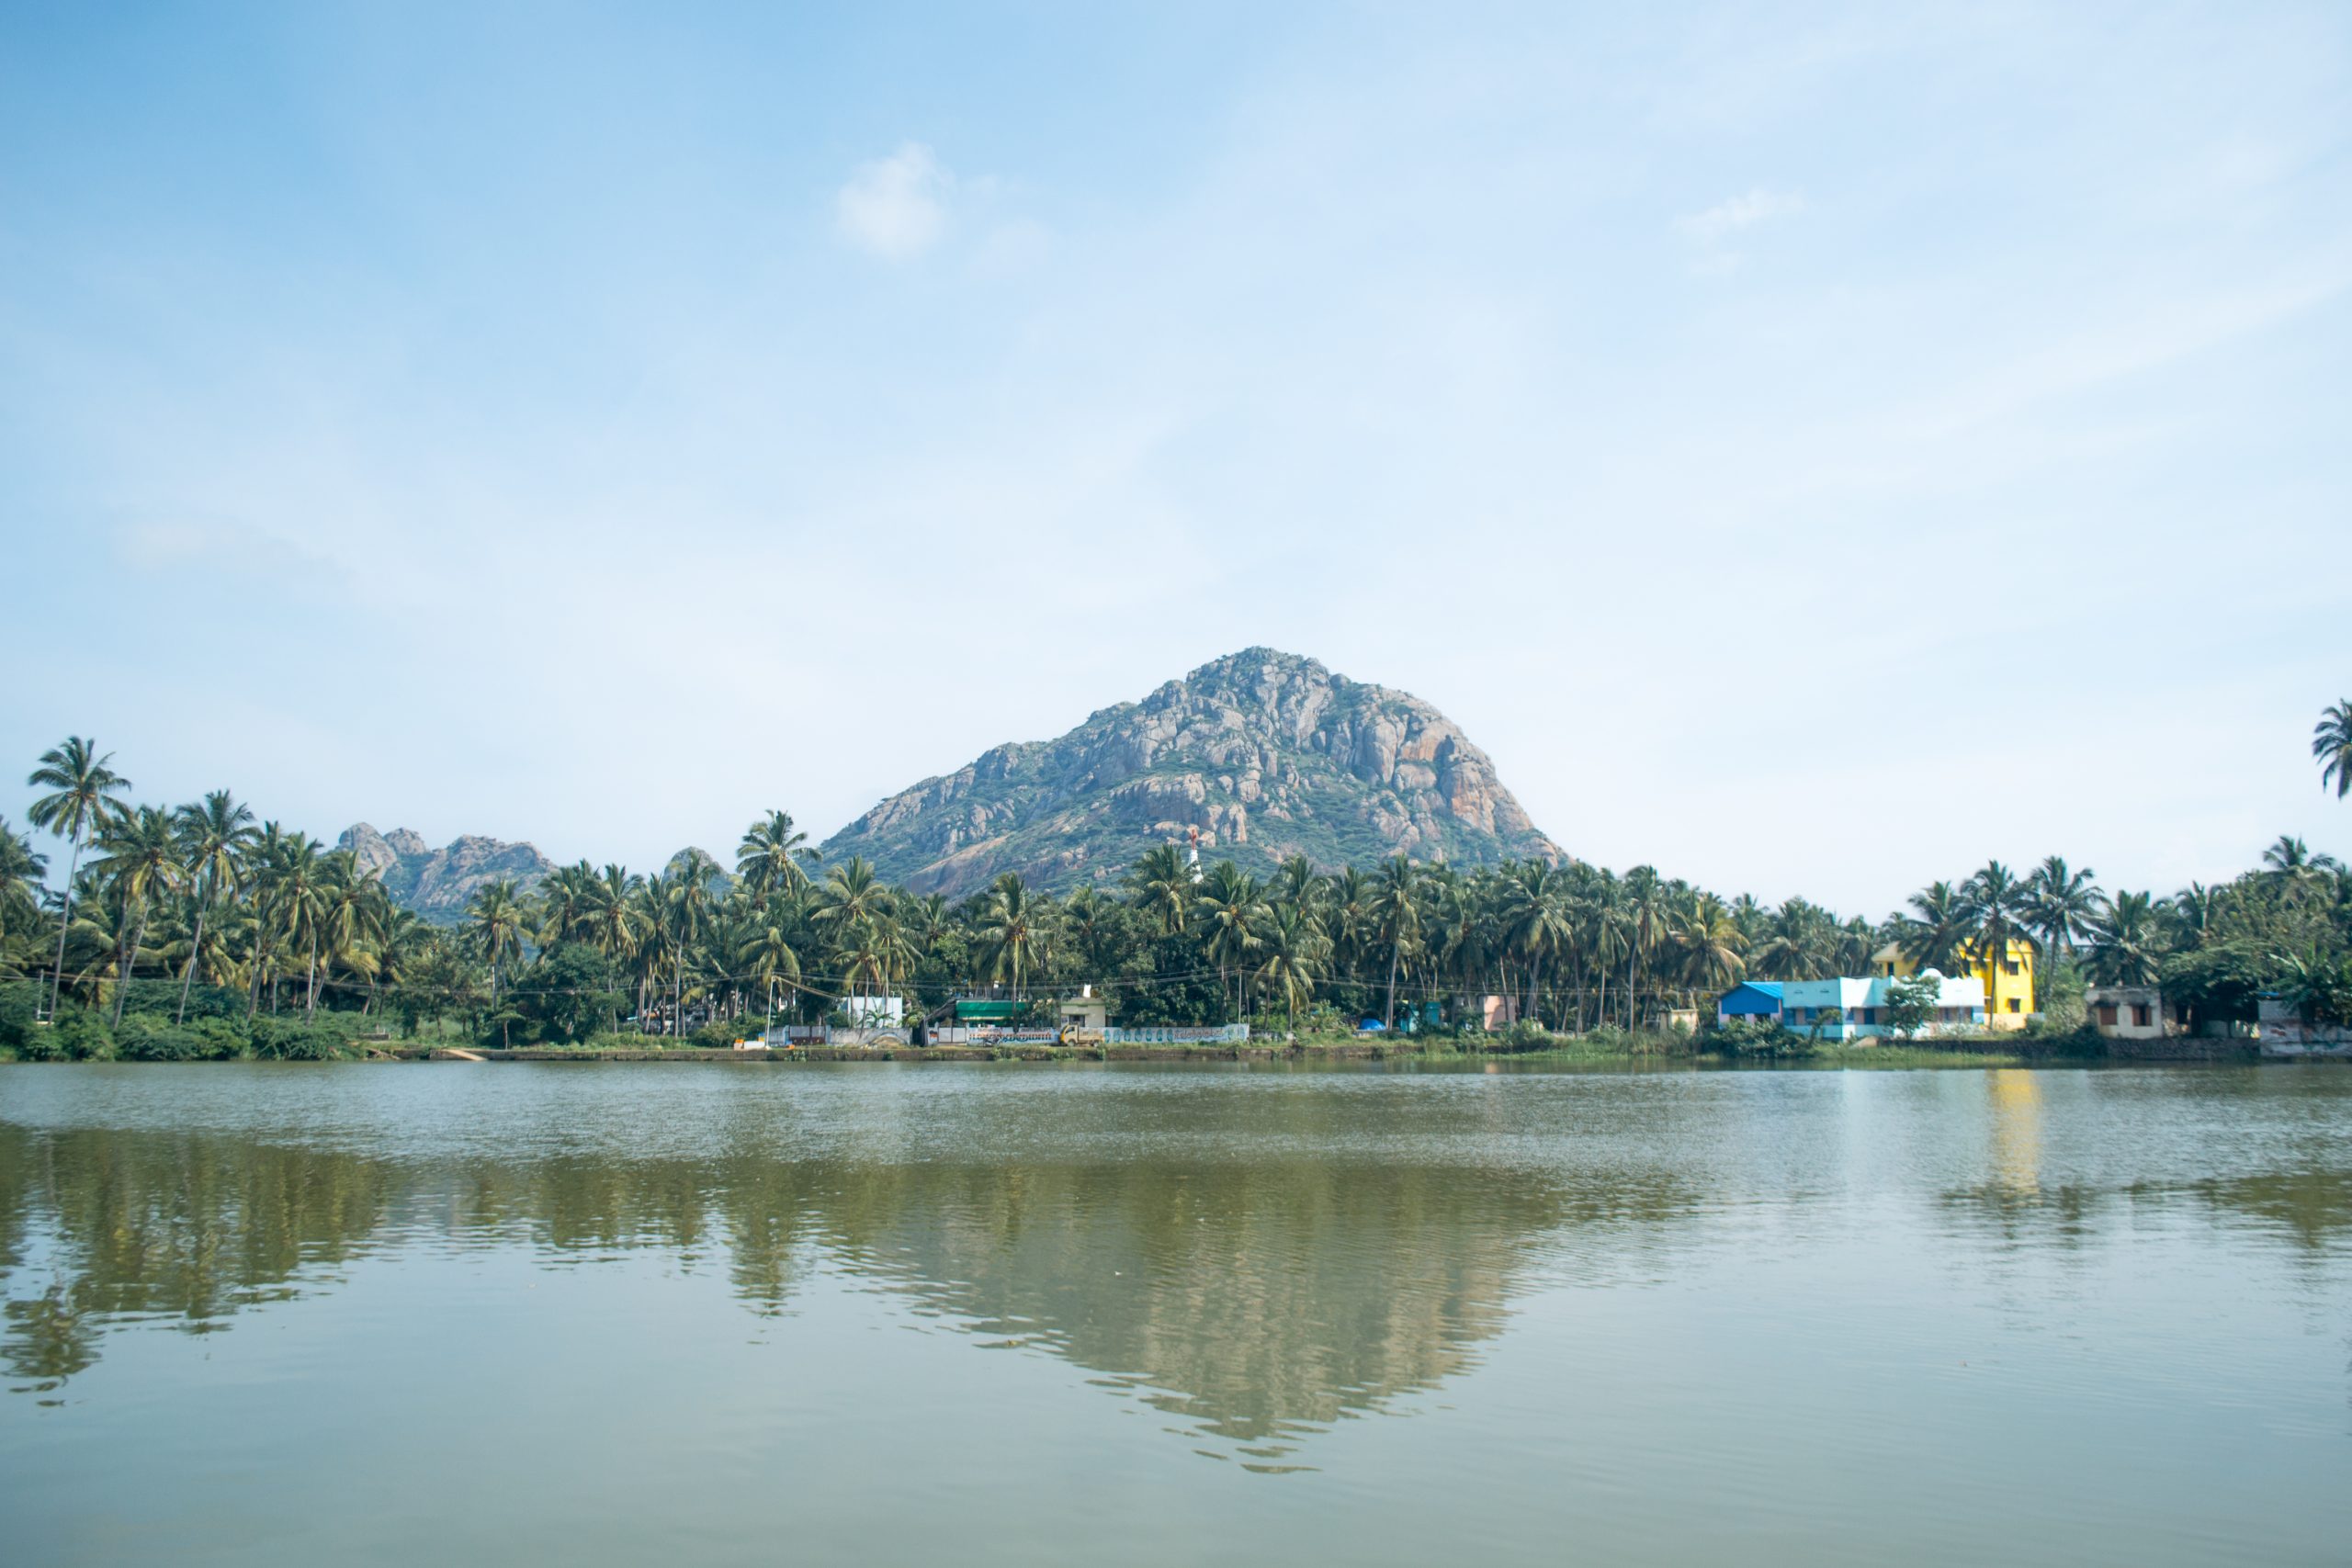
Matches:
[[2262, 835, 2341, 881], [1670, 895, 1747, 1004], [467, 877, 528, 1042], [1502, 860, 1573, 1027], [1956, 862, 2036, 1019], [739, 918, 802, 1026], [1624, 866, 1671, 1028], [977, 872, 1044, 1000], [171, 790, 257, 1022], [0, 816, 46, 934], [1255, 901, 1329, 1035], [1126, 845, 1193, 937], [736, 810, 816, 907], [1370, 857, 1423, 1030], [2026, 856, 2102, 964], [91, 805, 184, 1023], [1896, 883, 1969, 975], [2313, 699, 2352, 799], [2086, 891, 2165, 986], [1196, 863, 1268, 1021], [27, 738, 131, 1022]]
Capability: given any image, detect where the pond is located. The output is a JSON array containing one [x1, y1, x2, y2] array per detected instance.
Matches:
[[3, 1061, 2347, 1564]]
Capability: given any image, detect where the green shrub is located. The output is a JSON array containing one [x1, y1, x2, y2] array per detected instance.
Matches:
[[115, 1012, 250, 1061], [250, 1016, 350, 1061], [1497, 1019, 1557, 1053], [50, 1008, 116, 1061], [1710, 1017, 1813, 1058]]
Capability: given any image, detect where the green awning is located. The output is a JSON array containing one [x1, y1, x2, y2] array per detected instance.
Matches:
[[955, 1000, 1024, 1021]]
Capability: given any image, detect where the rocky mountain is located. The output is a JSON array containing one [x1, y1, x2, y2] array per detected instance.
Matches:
[[337, 823, 557, 923], [819, 648, 1564, 899]]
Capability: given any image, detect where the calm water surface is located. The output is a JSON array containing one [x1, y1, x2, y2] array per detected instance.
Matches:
[[2, 1061, 2348, 1565]]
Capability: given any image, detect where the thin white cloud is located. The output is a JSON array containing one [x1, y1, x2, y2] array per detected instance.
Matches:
[[834, 142, 952, 260], [1677, 186, 1806, 245]]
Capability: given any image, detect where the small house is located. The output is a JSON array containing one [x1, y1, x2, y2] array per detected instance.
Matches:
[[1716, 982, 1784, 1025], [1057, 986, 1109, 1033], [2086, 986, 2165, 1040]]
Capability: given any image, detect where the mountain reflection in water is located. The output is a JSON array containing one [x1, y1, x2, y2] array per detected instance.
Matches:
[[0, 1111, 1694, 1458]]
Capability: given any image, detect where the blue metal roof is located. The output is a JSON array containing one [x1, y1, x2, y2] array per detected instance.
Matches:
[[1730, 981, 1783, 998]]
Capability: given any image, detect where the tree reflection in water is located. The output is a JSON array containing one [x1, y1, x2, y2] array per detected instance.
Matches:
[[0, 1121, 1701, 1461]]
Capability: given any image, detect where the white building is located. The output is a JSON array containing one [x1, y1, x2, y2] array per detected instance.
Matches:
[[1778, 972, 1986, 1040]]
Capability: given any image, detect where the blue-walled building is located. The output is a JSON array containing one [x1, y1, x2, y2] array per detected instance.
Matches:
[[1717, 982, 1785, 1021]]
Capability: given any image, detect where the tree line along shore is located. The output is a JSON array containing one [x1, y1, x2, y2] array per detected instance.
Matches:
[[3, 728, 2348, 1065]]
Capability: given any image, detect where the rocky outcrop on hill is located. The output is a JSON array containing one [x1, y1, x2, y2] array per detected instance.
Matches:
[[819, 648, 1563, 899], [336, 823, 556, 922]]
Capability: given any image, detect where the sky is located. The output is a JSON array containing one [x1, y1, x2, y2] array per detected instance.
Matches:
[[2, 0, 2347, 917]]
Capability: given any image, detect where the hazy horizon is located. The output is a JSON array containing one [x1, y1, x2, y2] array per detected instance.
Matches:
[[5, 3, 2347, 914]]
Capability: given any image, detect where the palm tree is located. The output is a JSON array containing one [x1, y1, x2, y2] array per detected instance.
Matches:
[[1254, 901, 1329, 1035], [171, 790, 257, 1022], [1624, 866, 1671, 1028], [467, 877, 527, 1042], [1196, 863, 1268, 1021], [1956, 861, 2036, 1019], [1670, 895, 1747, 1004], [91, 805, 184, 1024], [1501, 861, 1573, 1028], [739, 919, 802, 1027], [0, 816, 47, 933], [2086, 891, 2165, 986], [26, 738, 130, 1022], [2262, 835, 2341, 879], [977, 872, 1044, 1000], [1896, 883, 1968, 975], [2313, 699, 2352, 798], [1126, 845, 1193, 937], [1371, 857, 1423, 1030], [736, 810, 815, 906], [2026, 856, 2102, 963]]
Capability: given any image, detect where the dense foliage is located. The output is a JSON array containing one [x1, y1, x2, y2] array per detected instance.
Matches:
[[3, 733, 2346, 1056]]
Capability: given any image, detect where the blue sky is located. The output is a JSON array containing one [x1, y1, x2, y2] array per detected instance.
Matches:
[[3, 1, 2347, 914]]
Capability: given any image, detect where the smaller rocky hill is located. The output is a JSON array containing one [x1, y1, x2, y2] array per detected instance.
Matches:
[[338, 824, 556, 923]]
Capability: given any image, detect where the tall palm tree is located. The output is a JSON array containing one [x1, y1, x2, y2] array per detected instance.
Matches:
[[1895, 883, 1968, 975], [467, 877, 527, 1042], [171, 790, 257, 1022], [2025, 856, 2102, 964], [2262, 835, 2340, 878], [27, 738, 131, 1022], [0, 816, 47, 933], [736, 810, 816, 907], [2313, 699, 2352, 798], [1126, 845, 1193, 937], [91, 805, 184, 1024], [1502, 860, 1573, 1027], [1255, 901, 1329, 1035], [977, 872, 1044, 1000], [1371, 857, 1423, 1030], [1956, 862, 2035, 1019], [1196, 862, 1268, 1021], [1624, 866, 1671, 1028], [738, 918, 802, 1026], [2087, 890, 2165, 986], [1670, 895, 1747, 1004]]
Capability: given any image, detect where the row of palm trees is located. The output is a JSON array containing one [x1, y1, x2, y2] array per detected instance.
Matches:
[[8, 734, 2345, 1042]]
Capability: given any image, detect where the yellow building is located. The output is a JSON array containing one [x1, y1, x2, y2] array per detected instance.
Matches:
[[1873, 939, 2037, 1028]]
